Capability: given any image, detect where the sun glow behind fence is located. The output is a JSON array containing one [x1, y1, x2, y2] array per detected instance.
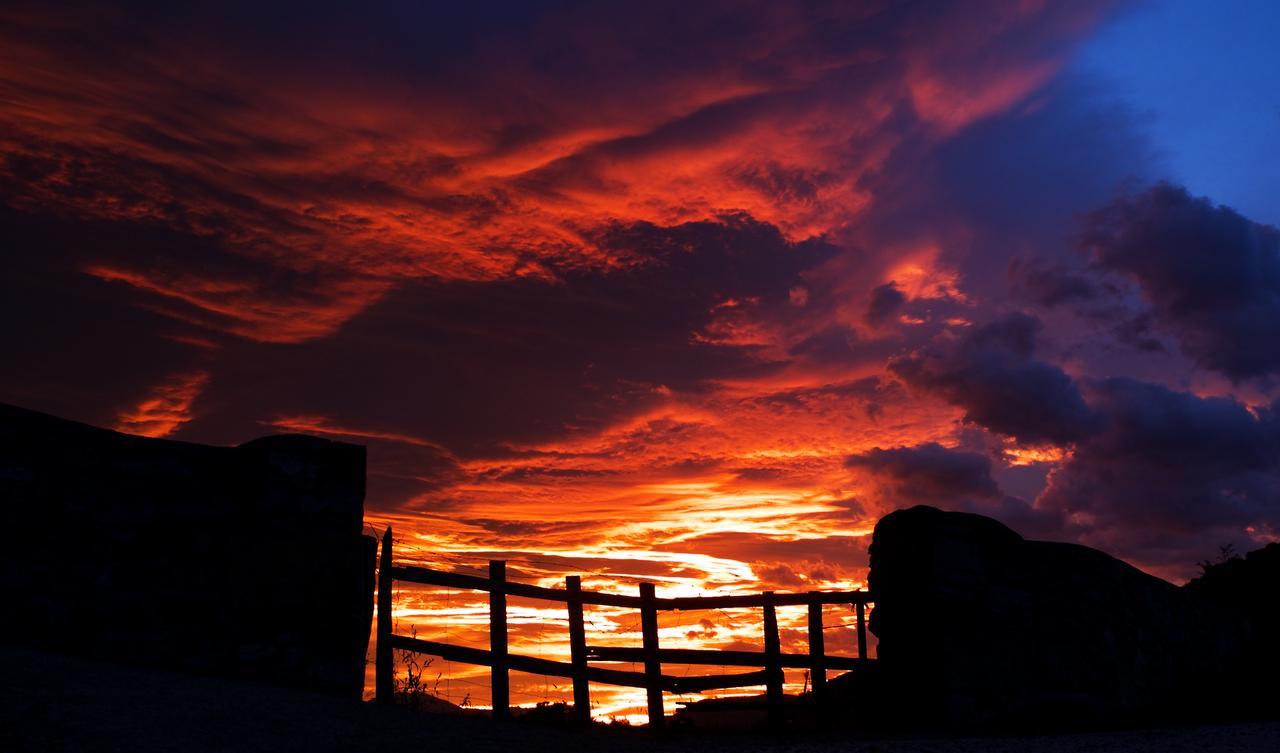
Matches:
[[366, 536, 876, 723]]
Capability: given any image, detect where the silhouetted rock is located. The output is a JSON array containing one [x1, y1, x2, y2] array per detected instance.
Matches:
[[0, 402, 376, 697], [867, 506, 1249, 728]]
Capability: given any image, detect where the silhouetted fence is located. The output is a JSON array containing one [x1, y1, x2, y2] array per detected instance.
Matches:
[[374, 527, 874, 727]]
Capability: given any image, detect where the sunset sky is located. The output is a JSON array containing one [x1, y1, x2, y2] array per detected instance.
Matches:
[[3, 0, 1279, 716]]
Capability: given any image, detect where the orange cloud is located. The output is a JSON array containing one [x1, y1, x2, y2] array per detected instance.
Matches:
[[113, 371, 209, 437]]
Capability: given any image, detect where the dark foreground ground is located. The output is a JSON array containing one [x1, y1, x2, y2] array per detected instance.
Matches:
[[3, 646, 1276, 753]]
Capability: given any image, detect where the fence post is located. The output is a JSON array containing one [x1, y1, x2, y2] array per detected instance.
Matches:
[[375, 526, 394, 704], [490, 560, 510, 719], [855, 600, 868, 660], [639, 582, 664, 729], [806, 594, 827, 706], [566, 575, 591, 725], [762, 591, 784, 728]]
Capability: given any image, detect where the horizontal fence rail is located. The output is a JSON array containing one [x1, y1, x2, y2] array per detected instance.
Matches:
[[389, 563, 872, 609], [374, 526, 874, 727]]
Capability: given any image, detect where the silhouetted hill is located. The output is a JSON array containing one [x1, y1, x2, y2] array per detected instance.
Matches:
[[1186, 542, 1280, 627], [1185, 542, 1280, 713]]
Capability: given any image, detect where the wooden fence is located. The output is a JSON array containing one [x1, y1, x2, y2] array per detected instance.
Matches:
[[374, 527, 874, 727]]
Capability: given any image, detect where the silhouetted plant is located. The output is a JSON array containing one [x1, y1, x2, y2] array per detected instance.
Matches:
[[519, 700, 575, 726], [393, 626, 442, 710], [1197, 543, 1241, 576]]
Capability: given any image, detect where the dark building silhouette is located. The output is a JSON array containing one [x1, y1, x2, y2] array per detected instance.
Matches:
[[0, 403, 376, 697]]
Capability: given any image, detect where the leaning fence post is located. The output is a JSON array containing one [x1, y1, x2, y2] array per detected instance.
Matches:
[[375, 526, 394, 704], [639, 582, 664, 729], [762, 591, 784, 728], [566, 575, 591, 725], [807, 593, 827, 705], [490, 560, 510, 719], [855, 600, 868, 660]]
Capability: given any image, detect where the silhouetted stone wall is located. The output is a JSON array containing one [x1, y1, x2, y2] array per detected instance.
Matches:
[[0, 403, 376, 697], [867, 506, 1250, 727]]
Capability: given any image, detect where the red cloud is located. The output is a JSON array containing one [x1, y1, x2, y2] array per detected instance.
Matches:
[[113, 371, 209, 437]]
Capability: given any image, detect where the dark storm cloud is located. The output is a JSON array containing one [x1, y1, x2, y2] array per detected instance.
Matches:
[[878, 300, 1280, 575], [787, 326, 863, 363], [852, 74, 1157, 309], [1079, 183, 1280, 381], [1111, 311, 1167, 353], [1039, 378, 1280, 573], [889, 313, 1100, 445], [1010, 259, 1102, 307], [593, 214, 835, 311], [864, 282, 907, 326], [847, 442, 999, 502], [846, 441, 1063, 538]]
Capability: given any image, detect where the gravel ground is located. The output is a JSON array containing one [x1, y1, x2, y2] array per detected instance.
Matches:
[[3, 646, 1276, 753]]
